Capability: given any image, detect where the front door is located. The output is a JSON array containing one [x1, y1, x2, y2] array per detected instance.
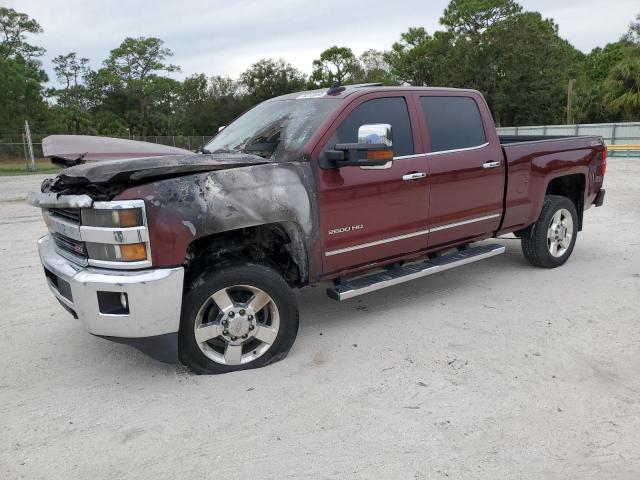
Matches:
[[416, 93, 505, 249], [315, 93, 430, 275]]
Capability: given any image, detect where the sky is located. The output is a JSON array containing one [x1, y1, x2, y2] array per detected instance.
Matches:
[[7, 0, 639, 87]]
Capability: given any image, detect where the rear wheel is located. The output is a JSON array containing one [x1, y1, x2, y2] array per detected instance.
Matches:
[[179, 263, 299, 374], [521, 195, 578, 268]]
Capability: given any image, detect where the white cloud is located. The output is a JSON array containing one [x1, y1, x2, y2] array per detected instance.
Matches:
[[5, 0, 638, 86]]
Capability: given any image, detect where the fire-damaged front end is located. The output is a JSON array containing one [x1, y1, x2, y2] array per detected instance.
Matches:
[[29, 149, 318, 363]]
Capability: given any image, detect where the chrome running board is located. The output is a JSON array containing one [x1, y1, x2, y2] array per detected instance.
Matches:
[[326, 244, 505, 301]]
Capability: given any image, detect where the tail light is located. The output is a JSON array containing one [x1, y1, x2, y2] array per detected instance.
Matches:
[[601, 146, 607, 176]]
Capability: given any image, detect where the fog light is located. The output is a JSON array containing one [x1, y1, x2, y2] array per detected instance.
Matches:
[[97, 291, 130, 315]]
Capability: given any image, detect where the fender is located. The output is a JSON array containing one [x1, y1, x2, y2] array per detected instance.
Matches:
[[115, 162, 319, 278]]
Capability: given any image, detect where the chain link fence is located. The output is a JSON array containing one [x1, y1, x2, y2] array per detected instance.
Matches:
[[3, 122, 639, 170]]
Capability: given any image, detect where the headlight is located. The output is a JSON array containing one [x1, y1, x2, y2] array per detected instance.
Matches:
[[81, 208, 143, 228], [79, 200, 152, 269]]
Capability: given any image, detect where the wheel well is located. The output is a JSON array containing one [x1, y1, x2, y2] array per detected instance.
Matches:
[[545, 174, 585, 230], [185, 224, 306, 288]]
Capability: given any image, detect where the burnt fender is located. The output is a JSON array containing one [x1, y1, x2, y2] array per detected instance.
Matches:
[[116, 162, 319, 281]]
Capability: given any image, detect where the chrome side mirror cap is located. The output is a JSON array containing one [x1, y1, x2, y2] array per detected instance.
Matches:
[[358, 123, 393, 147]]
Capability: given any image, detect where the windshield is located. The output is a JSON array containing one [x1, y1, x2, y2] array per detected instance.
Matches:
[[203, 98, 340, 162]]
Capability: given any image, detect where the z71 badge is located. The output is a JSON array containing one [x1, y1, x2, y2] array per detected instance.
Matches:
[[328, 224, 364, 235]]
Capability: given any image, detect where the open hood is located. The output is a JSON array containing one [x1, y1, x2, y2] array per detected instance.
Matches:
[[40, 134, 273, 195], [45, 152, 272, 191], [43, 135, 194, 166]]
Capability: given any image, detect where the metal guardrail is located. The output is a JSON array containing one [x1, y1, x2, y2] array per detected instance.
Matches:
[[606, 144, 640, 157], [497, 122, 640, 157]]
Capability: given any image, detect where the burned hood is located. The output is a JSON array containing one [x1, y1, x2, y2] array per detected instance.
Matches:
[[44, 153, 272, 193], [43, 135, 194, 166]]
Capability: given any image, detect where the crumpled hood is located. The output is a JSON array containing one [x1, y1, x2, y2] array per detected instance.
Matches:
[[45, 153, 272, 189], [43, 134, 194, 165]]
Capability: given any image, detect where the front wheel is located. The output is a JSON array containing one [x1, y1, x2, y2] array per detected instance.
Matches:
[[179, 263, 299, 374], [521, 195, 578, 268]]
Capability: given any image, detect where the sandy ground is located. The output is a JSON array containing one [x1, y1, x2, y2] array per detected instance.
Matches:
[[1, 160, 639, 480]]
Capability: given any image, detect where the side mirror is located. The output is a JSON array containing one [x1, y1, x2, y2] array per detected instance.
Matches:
[[326, 123, 394, 167], [218, 125, 226, 132]]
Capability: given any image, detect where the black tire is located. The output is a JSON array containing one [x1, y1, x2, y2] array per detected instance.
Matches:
[[521, 195, 578, 268], [179, 263, 299, 374]]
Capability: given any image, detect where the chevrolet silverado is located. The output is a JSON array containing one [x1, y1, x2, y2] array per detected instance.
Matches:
[[29, 83, 607, 373]]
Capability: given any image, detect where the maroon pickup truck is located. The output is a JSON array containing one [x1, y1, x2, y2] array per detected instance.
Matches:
[[29, 84, 607, 373]]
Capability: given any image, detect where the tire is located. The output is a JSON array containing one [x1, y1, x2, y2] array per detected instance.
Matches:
[[521, 195, 578, 268], [179, 263, 299, 374]]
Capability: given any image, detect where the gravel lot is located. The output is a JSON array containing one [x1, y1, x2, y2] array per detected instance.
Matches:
[[1, 159, 639, 479]]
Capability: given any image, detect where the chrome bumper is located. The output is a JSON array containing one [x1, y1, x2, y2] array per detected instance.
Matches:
[[38, 234, 184, 338]]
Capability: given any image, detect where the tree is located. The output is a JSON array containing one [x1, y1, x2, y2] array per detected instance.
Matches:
[[311, 46, 363, 87], [481, 12, 580, 126], [604, 57, 640, 120], [623, 14, 640, 44], [0, 7, 45, 59], [0, 8, 48, 132], [240, 58, 306, 102], [50, 52, 94, 133], [359, 49, 396, 84], [0, 56, 48, 132], [180, 74, 247, 135], [384, 28, 453, 86], [99, 37, 181, 134], [440, 0, 522, 37], [52, 52, 90, 89], [573, 42, 629, 123]]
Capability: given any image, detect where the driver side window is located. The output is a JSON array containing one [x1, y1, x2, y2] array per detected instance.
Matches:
[[336, 97, 414, 157]]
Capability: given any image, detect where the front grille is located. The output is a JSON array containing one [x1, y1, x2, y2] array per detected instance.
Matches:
[[52, 232, 87, 258], [48, 208, 81, 224]]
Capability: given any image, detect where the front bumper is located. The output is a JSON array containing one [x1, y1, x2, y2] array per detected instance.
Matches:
[[38, 234, 184, 350]]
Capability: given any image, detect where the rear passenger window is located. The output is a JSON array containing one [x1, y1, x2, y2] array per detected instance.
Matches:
[[337, 97, 414, 157], [420, 96, 486, 153]]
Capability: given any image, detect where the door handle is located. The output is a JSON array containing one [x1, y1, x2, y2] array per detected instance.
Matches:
[[402, 172, 427, 181], [483, 161, 501, 169]]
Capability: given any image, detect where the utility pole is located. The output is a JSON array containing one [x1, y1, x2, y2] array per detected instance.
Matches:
[[24, 120, 36, 172], [566, 79, 575, 125]]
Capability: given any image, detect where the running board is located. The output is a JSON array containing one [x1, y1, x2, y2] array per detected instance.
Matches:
[[326, 244, 505, 301]]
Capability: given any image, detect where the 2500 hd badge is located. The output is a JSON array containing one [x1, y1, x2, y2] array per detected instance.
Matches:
[[328, 224, 364, 235]]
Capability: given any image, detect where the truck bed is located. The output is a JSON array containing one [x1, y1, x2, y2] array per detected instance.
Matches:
[[498, 134, 605, 235], [499, 134, 582, 144]]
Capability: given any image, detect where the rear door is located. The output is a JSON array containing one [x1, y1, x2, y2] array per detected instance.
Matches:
[[416, 93, 505, 249], [315, 93, 430, 274]]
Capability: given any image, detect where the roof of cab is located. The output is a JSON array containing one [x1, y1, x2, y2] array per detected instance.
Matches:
[[272, 83, 480, 101]]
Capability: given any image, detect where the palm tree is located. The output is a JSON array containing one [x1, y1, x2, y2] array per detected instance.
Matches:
[[604, 57, 640, 120]]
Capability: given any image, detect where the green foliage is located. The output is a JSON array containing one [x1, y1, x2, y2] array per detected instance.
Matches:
[[604, 57, 640, 120], [240, 58, 306, 103], [440, 0, 522, 36], [358, 49, 396, 85], [0, 56, 48, 132], [482, 12, 579, 126], [0, 7, 45, 59], [311, 46, 363, 87], [2, 4, 640, 138], [385, 28, 453, 86], [92, 37, 182, 135], [180, 74, 248, 135]]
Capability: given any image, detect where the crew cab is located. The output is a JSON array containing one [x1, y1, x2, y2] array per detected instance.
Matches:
[[29, 84, 607, 373]]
